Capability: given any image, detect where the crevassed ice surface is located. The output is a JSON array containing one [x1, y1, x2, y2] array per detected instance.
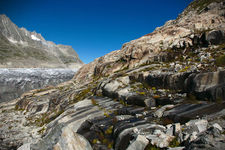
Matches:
[[0, 68, 78, 103]]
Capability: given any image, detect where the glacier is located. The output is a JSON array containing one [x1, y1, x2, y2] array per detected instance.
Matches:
[[0, 68, 78, 103]]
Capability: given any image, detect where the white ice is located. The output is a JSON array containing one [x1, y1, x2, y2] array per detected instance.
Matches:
[[31, 35, 41, 41]]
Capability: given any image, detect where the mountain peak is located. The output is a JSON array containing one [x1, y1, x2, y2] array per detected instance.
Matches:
[[0, 14, 83, 68]]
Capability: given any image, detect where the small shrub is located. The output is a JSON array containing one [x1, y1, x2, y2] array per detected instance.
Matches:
[[179, 66, 190, 72], [119, 99, 127, 106], [215, 97, 223, 103], [222, 130, 225, 135], [184, 93, 199, 104], [160, 117, 173, 125], [108, 142, 113, 149], [105, 126, 113, 135], [15, 104, 25, 111], [92, 139, 98, 144], [102, 139, 108, 144], [215, 55, 225, 67], [91, 98, 97, 105], [38, 127, 46, 134], [145, 144, 161, 150], [104, 112, 110, 118], [74, 87, 92, 101], [137, 91, 146, 95], [169, 136, 180, 147]]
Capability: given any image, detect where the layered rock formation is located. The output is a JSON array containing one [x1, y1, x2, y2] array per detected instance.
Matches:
[[0, 15, 83, 68], [0, 0, 225, 150]]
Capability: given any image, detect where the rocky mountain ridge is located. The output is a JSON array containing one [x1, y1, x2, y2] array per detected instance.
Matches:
[[0, 0, 225, 150], [74, 0, 225, 83], [0, 14, 83, 68]]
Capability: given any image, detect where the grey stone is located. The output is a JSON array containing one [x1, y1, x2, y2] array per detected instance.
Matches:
[[185, 119, 208, 133], [206, 30, 225, 45], [17, 143, 30, 150], [115, 115, 134, 121], [166, 123, 181, 136], [186, 126, 225, 150], [146, 130, 174, 148], [166, 124, 174, 136], [127, 95, 156, 107], [126, 135, 149, 150], [212, 123, 223, 131], [185, 70, 225, 101], [168, 147, 185, 150], [154, 105, 174, 118]]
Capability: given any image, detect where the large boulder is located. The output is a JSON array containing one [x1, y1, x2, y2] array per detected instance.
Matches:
[[126, 135, 149, 150], [185, 70, 225, 101], [206, 30, 225, 45], [127, 95, 156, 107]]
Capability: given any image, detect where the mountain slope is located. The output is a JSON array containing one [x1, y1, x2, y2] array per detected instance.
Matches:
[[74, 0, 225, 82], [0, 14, 83, 68]]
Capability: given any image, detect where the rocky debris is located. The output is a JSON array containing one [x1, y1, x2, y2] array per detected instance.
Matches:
[[185, 119, 208, 133], [186, 125, 225, 150], [146, 129, 174, 148], [0, 100, 42, 150], [0, 68, 78, 103], [0, 15, 83, 68]]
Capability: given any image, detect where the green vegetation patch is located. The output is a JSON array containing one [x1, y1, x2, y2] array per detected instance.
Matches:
[[190, 0, 223, 11], [215, 55, 225, 67], [169, 136, 180, 148], [145, 144, 161, 150], [189, 0, 224, 12]]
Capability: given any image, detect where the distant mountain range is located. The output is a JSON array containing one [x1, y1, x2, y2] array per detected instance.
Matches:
[[0, 14, 83, 68]]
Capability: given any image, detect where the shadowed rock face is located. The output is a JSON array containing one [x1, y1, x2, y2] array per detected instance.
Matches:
[[0, 15, 83, 68], [0, 68, 78, 103], [0, 0, 225, 150], [185, 71, 225, 100]]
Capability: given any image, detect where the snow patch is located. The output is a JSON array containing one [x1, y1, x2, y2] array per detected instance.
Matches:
[[31, 35, 41, 41], [7, 37, 18, 44]]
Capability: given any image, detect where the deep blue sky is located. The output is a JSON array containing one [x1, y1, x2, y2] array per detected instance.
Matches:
[[0, 0, 192, 64]]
